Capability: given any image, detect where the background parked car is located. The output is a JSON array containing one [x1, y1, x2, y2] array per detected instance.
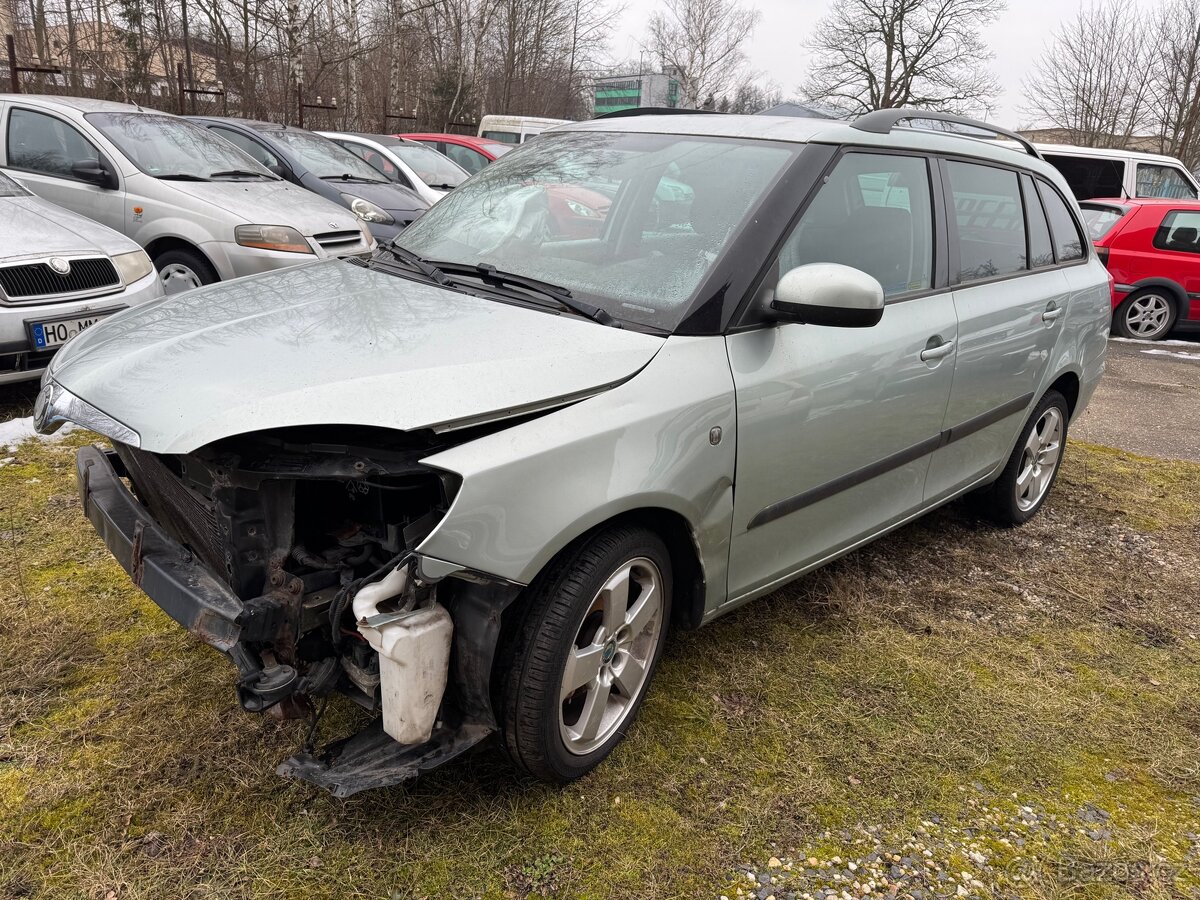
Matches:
[[0, 168, 160, 383], [1083, 197, 1200, 340], [318, 132, 469, 205], [1038, 143, 1200, 201], [192, 117, 427, 242], [398, 133, 513, 175], [0, 95, 373, 295], [477, 114, 570, 144]]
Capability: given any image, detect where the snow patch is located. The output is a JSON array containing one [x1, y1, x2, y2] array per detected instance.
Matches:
[[1110, 336, 1200, 348], [0, 416, 79, 458], [1141, 348, 1200, 361]]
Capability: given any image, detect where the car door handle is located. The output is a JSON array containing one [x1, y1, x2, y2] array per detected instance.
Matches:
[[920, 340, 956, 362], [1042, 306, 1064, 323]]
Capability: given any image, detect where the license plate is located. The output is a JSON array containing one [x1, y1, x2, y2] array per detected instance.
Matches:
[[30, 312, 113, 350]]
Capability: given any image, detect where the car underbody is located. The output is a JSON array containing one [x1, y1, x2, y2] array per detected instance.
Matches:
[[77, 425, 523, 796]]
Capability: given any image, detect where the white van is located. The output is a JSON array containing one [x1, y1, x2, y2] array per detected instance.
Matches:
[[478, 114, 570, 145], [1036, 143, 1199, 201]]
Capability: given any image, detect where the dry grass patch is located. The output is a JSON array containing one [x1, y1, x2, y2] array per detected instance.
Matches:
[[1, 434, 1198, 899]]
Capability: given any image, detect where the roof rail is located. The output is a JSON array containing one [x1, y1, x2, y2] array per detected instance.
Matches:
[[850, 108, 1041, 159], [593, 106, 722, 120]]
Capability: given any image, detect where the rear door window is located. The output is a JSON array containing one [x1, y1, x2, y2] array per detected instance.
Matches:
[[210, 126, 280, 170], [1042, 154, 1125, 200], [1021, 175, 1055, 267], [1152, 210, 1200, 254], [946, 160, 1025, 282], [773, 151, 934, 298], [444, 142, 487, 174], [1037, 181, 1086, 262], [1136, 163, 1198, 200]]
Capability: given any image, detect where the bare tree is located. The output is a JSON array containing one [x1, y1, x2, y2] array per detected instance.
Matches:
[[644, 0, 760, 108], [804, 0, 1003, 116], [1147, 0, 1200, 167], [1021, 0, 1152, 147]]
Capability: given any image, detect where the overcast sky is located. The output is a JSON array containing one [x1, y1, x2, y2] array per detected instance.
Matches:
[[610, 0, 1082, 129]]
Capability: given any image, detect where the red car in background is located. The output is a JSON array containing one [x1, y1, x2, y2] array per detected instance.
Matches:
[[1082, 198, 1200, 340], [397, 133, 513, 175]]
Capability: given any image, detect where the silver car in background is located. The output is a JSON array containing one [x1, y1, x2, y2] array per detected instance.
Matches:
[[0, 169, 160, 384], [0, 95, 374, 294], [319, 131, 471, 205], [36, 110, 1110, 794]]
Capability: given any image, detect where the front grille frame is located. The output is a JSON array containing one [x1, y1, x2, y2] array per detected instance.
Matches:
[[313, 230, 366, 252], [0, 255, 123, 306]]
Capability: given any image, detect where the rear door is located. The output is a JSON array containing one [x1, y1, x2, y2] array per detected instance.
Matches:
[[3, 105, 124, 232], [725, 150, 957, 603], [924, 162, 1074, 501]]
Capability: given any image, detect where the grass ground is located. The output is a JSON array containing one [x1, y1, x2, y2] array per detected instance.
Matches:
[[1, 433, 1199, 899]]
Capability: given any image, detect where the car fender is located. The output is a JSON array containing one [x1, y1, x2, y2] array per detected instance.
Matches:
[[1117, 276, 1188, 312], [417, 334, 737, 613]]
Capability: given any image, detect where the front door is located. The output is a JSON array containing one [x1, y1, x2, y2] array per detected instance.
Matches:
[[725, 150, 956, 605], [3, 106, 124, 232]]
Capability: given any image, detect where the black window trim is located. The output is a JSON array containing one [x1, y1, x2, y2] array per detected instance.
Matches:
[[4, 106, 115, 187]]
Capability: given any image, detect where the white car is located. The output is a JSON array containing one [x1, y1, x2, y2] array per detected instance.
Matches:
[[320, 132, 470, 205], [1036, 143, 1200, 201], [0, 169, 160, 384]]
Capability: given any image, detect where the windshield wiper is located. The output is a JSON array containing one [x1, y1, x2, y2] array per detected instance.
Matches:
[[376, 244, 450, 285], [154, 172, 210, 181], [210, 169, 273, 179], [322, 173, 386, 184], [427, 261, 619, 327]]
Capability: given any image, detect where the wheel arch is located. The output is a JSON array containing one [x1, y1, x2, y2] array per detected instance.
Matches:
[[144, 235, 215, 271], [1122, 277, 1187, 310], [1046, 369, 1081, 418]]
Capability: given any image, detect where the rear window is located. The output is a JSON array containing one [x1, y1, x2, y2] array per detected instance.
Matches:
[[1043, 154, 1125, 201], [1153, 210, 1200, 254], [1080, 203, 1129, 240], [946, 160, 1025, 282]]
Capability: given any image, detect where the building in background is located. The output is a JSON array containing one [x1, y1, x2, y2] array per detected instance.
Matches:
[[593, 69, 683, 115]]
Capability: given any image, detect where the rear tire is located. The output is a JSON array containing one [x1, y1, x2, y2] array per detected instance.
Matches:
[[153, 247, 218, 295], [499, 524, 672, 782], [1113, 289, 1176, 340], [973, 390, 1069, 526]]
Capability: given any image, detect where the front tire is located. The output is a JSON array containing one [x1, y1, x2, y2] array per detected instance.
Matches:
[[153, 247, 218, 296], [974, 390, 1069, 526], [500, 524, 672, 782], [1113, 289, 1176, 340]]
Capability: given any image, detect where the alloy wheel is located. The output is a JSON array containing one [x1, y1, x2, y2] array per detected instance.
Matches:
[[1123, 293, 1171, 339], [1015, 407, 1064, 512], [558, 557, 664, 755]]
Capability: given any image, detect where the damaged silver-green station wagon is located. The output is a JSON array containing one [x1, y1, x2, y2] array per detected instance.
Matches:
[[35, 110, 1110, 795]]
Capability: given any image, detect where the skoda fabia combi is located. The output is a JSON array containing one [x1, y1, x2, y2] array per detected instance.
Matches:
[[36, 110, 1110, 795]]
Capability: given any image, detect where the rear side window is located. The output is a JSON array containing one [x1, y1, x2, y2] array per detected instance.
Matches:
[[7, 108, 102, 179], [773, 151, 933, 298], [1079, 204, 1128, 240], [1137, 164, 1198, 200], [946, 160, 1025, 281], [209, 126, 280, 170], [1021, 175, 1055, 267], [1037, 182, 1086, 261], [1043, 154, 1125, 200], [444, 143, 487, 174], [1152, 210, 1200, 254]]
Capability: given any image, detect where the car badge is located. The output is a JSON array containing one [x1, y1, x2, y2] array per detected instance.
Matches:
[[48, 257, 71, 276], [329, 221, 339, 228]]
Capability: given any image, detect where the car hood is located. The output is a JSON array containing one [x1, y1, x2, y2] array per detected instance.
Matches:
[[0, 195, 140, 259], [331, 179, 428, 215], [48, 259, 665, 454], [157, 178, 359, 236]]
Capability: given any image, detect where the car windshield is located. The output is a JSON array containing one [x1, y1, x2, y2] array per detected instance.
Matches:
[[266, 128, 386, 181], [0, 169, 28, 197], [394, 130, 795, 330], [1080, 204, 1128, 240], [85, 112, 270, 179], [380, 139, 469, 188]]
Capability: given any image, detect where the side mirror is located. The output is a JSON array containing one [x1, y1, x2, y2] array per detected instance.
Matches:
[[770, 263, 885, 328], [71, 159, 117, 190], [268, 163, 287, 178]]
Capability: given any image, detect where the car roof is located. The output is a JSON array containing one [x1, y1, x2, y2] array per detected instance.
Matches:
[[400, 133, 506, 147], [1085, 197, 1200, 208], [557, 114, 1066, 177], [0, 93, 157, 114], [1034, 142, 1188, 165]]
